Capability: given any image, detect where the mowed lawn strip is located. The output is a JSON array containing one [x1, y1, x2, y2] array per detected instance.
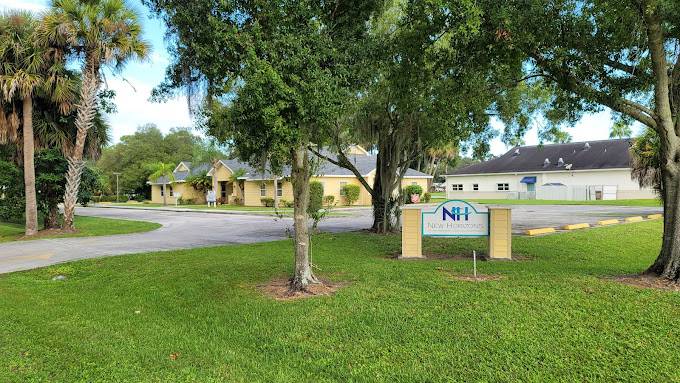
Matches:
[[0, 221, 678, 381], [0, 216, 161, 243]]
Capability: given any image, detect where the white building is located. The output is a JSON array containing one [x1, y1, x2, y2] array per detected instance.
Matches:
[[445, 139, 655, 201]]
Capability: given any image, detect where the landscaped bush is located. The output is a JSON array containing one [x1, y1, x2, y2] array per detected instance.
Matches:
[[278, 199, 293, 208], [308, 181, 324, 214], [134, 194, 145, 202], [341, 184, 361, 206], [403, 185, 423, 204], [422, 192, 432, 203], [95, 195, 129, 203], [323, 195, 335, 206], [261, 197, 275, 207]]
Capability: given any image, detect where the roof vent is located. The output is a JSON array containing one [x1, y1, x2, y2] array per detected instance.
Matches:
[[513, 148, 520, 156], [565, 164, 573, 170], [557, 157, 564, 166], [543, 158, 550, 168], [584, 142, 591, 150]]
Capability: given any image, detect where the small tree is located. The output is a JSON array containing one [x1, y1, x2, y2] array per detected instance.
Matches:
[[341, 184, 361, 206], [147, 162, 175, 206], [186, 172, 212, 194]]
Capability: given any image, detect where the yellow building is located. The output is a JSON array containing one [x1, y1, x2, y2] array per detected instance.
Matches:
[[149, 147, 432, 206]]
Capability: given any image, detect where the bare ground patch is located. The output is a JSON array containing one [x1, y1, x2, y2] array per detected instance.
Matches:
[[389, 252, 531, 261], [607, 274, 680, 292], [436, 268, 506, 282], [20, 228, 79, 240], [258, 278, 349, 301]]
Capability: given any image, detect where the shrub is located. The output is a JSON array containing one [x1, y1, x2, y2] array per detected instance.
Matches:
[[341, 184, 361, 205], [278, 199, 293, 208], [323, 195, 335, 206], [308, 181, 324, 215], [134, 194, 145, 202], [422, 192, 431, 203], [403, 184, 423, 204], [95, 195, 129, 203], [261, 197, 275, 207]]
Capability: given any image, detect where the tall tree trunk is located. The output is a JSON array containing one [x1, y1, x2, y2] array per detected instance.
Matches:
[[162, 184, 167, 206], [642, 8, 680, 281], [44, 204, 60, 230], [62, 63, 99, 231], [274, 177, 280, 208], [290, 144, 317, 291], [22, 96, 38, 236]]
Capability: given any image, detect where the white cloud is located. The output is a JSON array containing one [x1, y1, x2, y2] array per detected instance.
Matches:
[[0, 0, 48, 12], [104, 78, 194, 141]]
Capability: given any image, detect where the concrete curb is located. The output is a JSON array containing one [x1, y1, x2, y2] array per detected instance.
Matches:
[[525, 227, 556, 236], [562, 223, 590, 230], [624, 216, 644, 223], [597, 219, 620, 226]]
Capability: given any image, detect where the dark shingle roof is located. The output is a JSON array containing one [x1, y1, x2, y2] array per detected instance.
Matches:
[[152, 152, 432, 184], [449, 139, 633, 176]]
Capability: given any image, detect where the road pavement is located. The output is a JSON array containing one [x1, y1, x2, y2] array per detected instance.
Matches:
[[0, 204, 662, 274]]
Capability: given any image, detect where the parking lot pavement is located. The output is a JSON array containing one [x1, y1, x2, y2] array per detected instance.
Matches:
[[0, 204, 663, 274], [504, 204, 663, 233]]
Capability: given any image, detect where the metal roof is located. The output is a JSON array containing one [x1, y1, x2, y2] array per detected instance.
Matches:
[[448, 139, 633, 176]]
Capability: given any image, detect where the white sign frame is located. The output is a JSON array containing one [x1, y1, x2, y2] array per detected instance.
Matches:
[[421, 200, 489, 237]]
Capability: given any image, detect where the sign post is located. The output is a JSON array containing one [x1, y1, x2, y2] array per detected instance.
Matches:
[[400, 200, 512, 260]]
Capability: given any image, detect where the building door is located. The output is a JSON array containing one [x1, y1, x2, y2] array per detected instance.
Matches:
[[220, 181, 228, 203], [527, 183, 535, 192]]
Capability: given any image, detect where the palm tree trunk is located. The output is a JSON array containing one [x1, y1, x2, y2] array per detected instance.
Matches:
[[273, 177, 280, 208], [63, 63, 99, 231], [162, 184, 167, 206], [22, 96, 38, 236]]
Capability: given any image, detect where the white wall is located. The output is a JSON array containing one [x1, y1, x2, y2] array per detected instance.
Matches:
[[445, 168, 656, 200]]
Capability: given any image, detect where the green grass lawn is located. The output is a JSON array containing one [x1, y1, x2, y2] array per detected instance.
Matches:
[[1, 221, 678, 381], [0, 216, 161, 243]]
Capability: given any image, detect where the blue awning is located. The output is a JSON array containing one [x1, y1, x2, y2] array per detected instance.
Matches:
[[520, 176, 537, 184]]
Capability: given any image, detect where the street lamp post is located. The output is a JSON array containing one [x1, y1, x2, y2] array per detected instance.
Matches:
[[113, 172, 121, 203]]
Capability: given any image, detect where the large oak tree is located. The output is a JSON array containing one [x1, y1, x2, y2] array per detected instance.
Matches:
[[146, 0, 383, 291], [482, 0, 680, 280]]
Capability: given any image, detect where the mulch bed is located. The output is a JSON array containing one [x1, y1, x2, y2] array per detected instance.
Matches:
[[389, 252, 531, 261], [609, 274, 680, 292], [258, 278, 348, 301]]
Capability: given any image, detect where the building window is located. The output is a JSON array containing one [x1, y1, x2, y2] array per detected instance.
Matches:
[[276, 183, 283, 197], [451, 184, 463, 191], [473, 184, 479, 191], [260, 183, 266, 197], [339, 181, 348, 195], [497, 183, 509, 191], [160, 186, 164, 197], [168, 185, 174, 196]]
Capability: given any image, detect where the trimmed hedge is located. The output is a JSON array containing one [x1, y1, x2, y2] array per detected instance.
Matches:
[[308, 181, 324, 214], [403, 185, 423, 204], [341, 184, 361, 206]]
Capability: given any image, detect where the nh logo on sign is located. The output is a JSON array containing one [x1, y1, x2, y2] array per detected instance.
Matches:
[[422, 200, 489, 237], [442, 206, 469, 221]]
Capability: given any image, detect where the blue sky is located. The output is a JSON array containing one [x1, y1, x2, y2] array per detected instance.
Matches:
[[5, 0, 638, 156]]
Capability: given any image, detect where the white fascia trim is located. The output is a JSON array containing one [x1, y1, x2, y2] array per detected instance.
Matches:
[[173, 161, 190, 173], [444, 167, 632, 177]]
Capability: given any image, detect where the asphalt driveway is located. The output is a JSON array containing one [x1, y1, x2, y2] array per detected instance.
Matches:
[[0, 204, 662, 274]]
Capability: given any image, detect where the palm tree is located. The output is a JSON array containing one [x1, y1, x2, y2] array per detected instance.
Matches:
[[41, 0, 149, 231], [610, 120, 633, 139], [148, 162, 175, 206], [0, 12, 75, 236], [229, 168, 246, 205]]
